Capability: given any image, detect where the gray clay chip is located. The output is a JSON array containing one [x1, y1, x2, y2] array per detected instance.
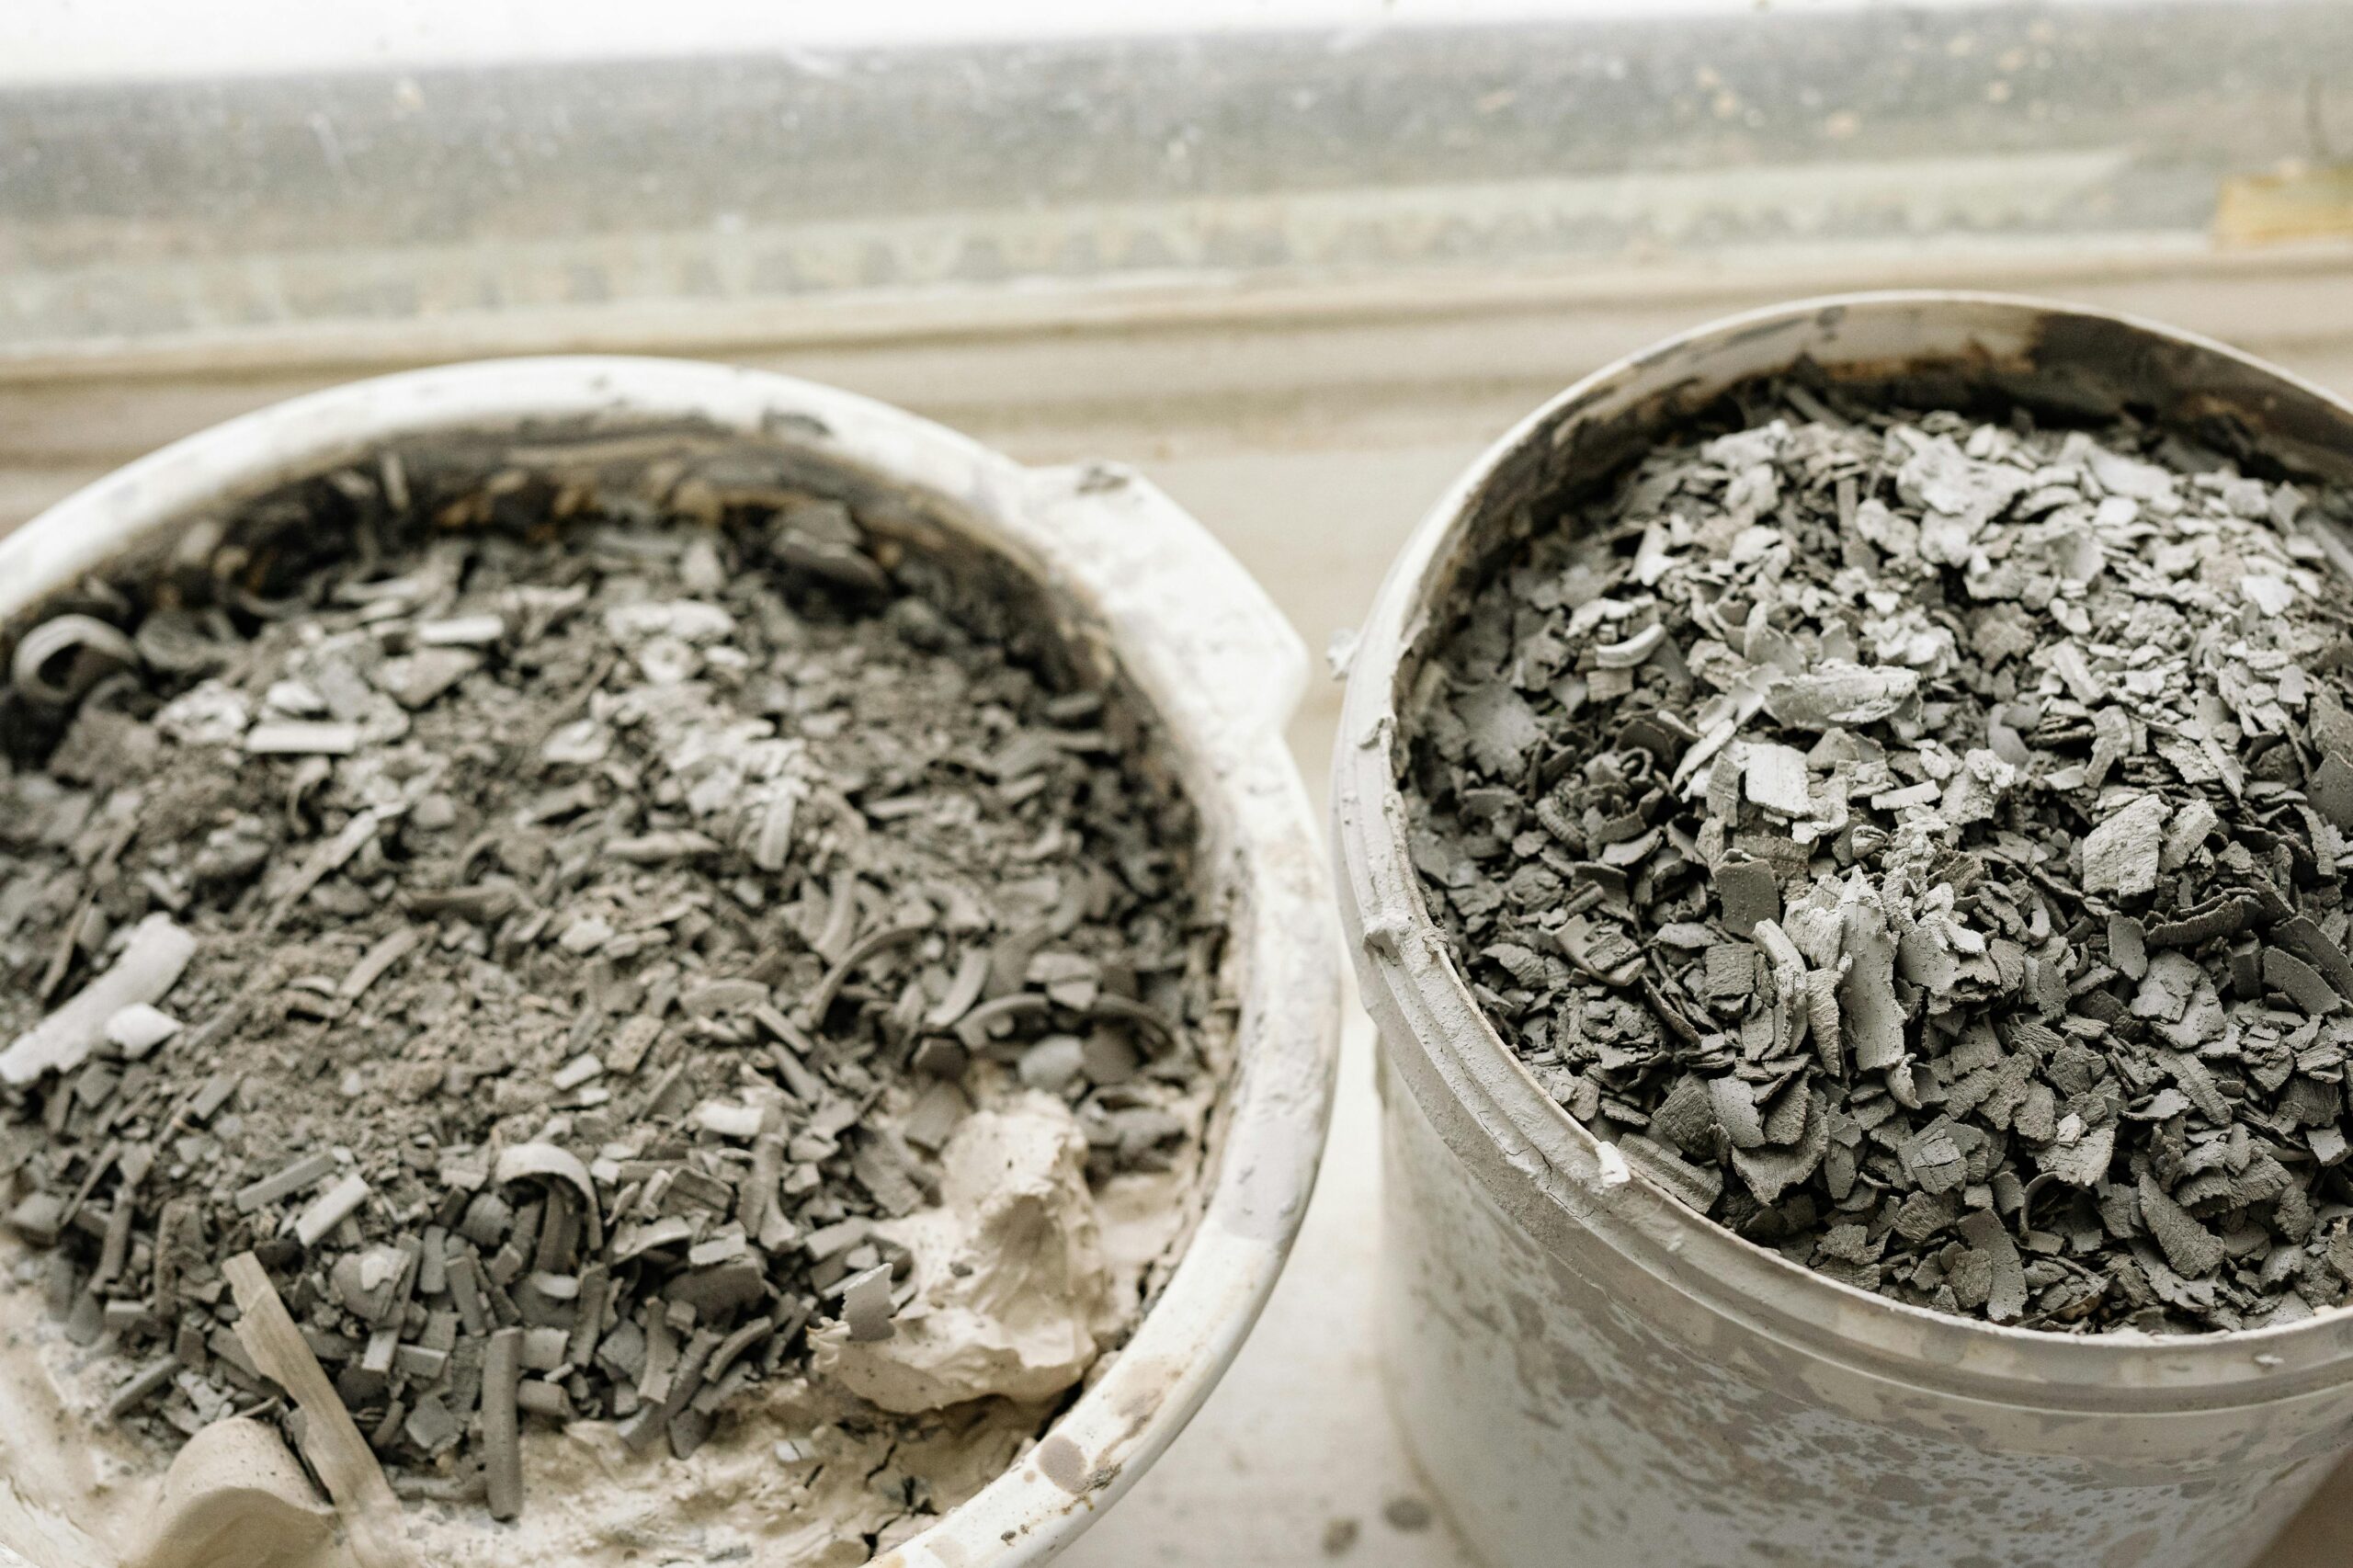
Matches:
[[1400, 374, 2353, 1334], [0, 445, 1230, 1522]]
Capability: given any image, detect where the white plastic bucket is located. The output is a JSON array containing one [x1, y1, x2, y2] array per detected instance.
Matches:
[[1332, 293, 2353, 1568], [0, 357, 1341, 1567]]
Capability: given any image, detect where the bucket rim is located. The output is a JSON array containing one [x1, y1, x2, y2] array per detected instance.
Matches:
[[0, 353, 1343, 1566], [1333, 289, 2353, 1405]]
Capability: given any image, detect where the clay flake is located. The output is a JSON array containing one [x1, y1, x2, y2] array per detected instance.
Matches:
[[0, 446, 1232, 1564], [1401, 377, 2353, 1334]]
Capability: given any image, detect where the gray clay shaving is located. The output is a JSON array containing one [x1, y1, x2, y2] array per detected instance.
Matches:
[[1402, 375, 2353, 1334], [0, 448, 1226, 1533]]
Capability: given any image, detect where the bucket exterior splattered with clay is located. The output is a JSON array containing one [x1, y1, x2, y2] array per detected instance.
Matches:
[[0, 357, 1340, 1567], [1332, 294, 2353, 1568]]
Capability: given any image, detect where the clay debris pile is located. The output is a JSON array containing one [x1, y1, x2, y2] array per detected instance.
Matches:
[[0, 452, 1223, 1529], [1404, 377, 2353, 1333]]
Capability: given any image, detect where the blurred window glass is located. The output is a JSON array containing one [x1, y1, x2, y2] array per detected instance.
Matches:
[[4, 0, 2350, 358]]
